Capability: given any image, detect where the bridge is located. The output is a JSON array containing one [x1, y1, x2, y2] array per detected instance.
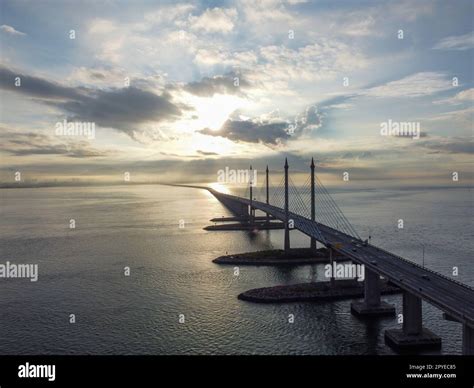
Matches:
[[205, 158, 474, 355]]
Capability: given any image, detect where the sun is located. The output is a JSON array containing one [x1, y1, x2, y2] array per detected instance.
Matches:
[[187, 94, 248, 131]]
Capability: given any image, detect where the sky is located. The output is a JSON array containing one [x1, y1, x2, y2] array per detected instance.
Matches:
[[0, 0, 473, 188]]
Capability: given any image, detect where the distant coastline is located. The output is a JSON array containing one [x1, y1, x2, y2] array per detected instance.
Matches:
[[0, 181, 471, 191]]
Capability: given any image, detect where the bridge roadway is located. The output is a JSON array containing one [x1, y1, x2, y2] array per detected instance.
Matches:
[[209, 189, 474, 329]]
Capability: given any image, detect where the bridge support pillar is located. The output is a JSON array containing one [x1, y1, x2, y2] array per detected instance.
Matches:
[[249, 165, 254, 225], [351, 268, 395, 316], [284, 225, 290, 251], [240, 203, 249, 219], [384, 292, 441, 351], [329, 248, 335, 287], [310, 239, 317, 252], [403, 292, 422, 335], [462, 324, 474, 355]]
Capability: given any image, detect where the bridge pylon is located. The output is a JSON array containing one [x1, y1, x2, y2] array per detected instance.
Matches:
[[284, 158, 290, 252], [249, 165, 255, 224], [310, 158, 317, 252]]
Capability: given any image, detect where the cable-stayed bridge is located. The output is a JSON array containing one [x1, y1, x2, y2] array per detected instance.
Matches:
[[204, 158, 474, 355]]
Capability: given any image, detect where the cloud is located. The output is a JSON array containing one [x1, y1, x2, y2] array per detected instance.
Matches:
[[434, 88, 474, 105], [193, 47, 258, 68], [427, 106, 474, 123], [196, 150, 219, 156], [294, 105, 324, 133], [338, 13, 376, 37], [198, 102, 324, 146], [66, 66, 129, 88], [239, 0, 293, 24], [200, 118, 290, 145], [433, 32, 474, 50], [387, 0, 433, 22], [256, 41, 368, 82], [340, 151, 374, 160], [145, 4, 195, 26], [191, 39, 368, 104], [50, 87, 183, 134], [0, 24, 26, 36], [184, 73, 248, 97], [364, 72, 452, 98], [0, 66, 186, 141], [0, 129, 110, 158], [0, 66, 84, 100], [417, 137, 474, 154], [159, 151, 196, 158], [188, 8, 238, 34]]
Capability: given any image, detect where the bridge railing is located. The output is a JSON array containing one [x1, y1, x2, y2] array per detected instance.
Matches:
[[220, 190, 473, 291], [213, 166, 474, 293], [371, 244, 474, 291]]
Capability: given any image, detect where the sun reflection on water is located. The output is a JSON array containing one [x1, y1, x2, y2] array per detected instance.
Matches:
[[208, 182, 231, 194]]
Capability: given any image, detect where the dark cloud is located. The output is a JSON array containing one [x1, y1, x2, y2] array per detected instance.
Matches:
[[418, 138, 473, 154], [184, 73, 249, 97], [0, 66, 186, 141], [0, 66, 84, 100], [159, 151, 197, 158], [198, 103, 324, 146], [199, 119, 290, 145], [196, 150, 219, 156], [0, 129, 110, 158], [49, 87, 183, 134], [90, 72, 106, 80]]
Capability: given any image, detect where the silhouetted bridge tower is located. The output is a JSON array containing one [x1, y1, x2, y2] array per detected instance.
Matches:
[[207, 158, 474, 355]]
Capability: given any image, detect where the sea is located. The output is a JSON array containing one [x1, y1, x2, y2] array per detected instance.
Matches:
[[0, 184, 472, 354]]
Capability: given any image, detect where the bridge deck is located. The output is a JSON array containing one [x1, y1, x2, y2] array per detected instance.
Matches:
[[209, 190, 474, 328]]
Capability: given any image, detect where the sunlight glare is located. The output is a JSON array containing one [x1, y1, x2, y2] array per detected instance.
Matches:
[[209, 182, 230, 194], [190, 94, 247, 131]]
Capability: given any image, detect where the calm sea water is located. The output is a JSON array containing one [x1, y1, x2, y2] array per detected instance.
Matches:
[[0, 185, 472, 355]]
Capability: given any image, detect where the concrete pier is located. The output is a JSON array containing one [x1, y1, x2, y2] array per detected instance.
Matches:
[[351, 268, 395, 316], [329, 247, 335, 287], [385, 292, 441, 351]]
